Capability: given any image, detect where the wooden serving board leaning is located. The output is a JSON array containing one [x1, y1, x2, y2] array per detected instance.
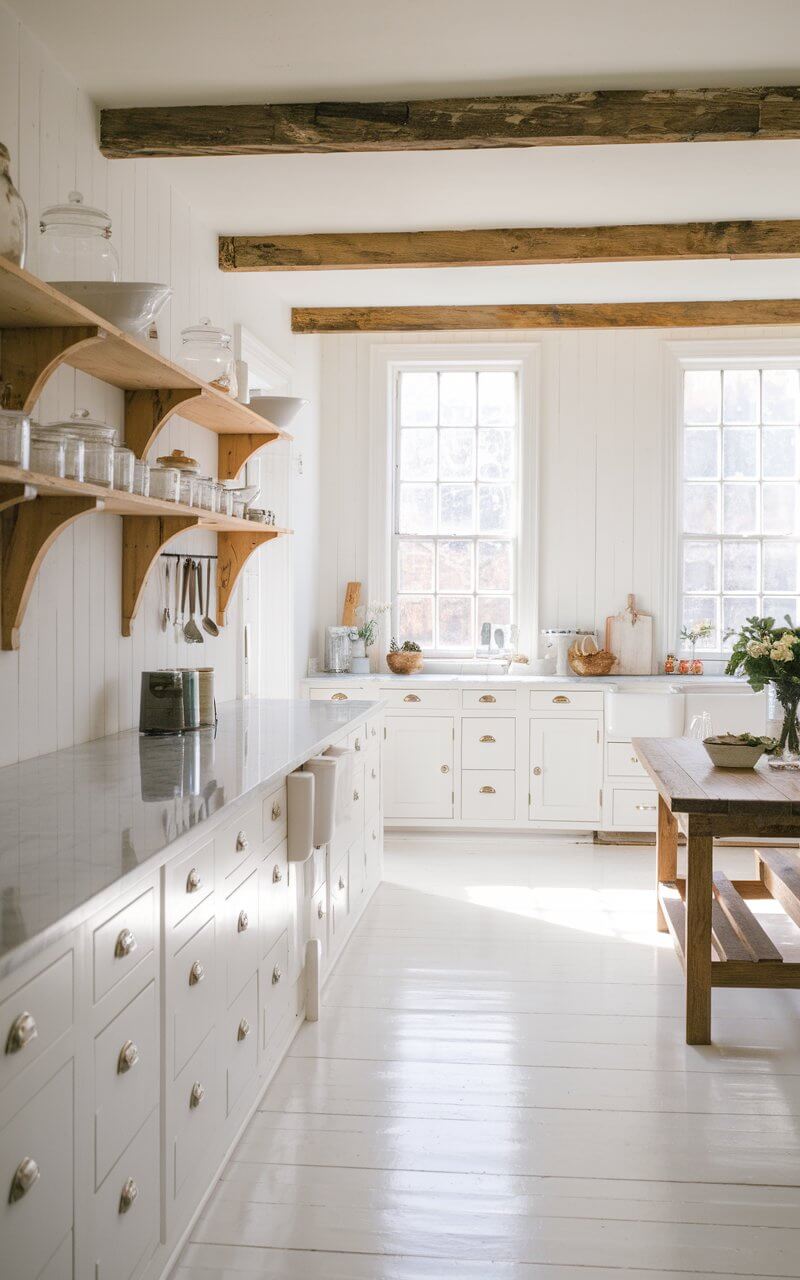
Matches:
[[605, 593, 653, 674]]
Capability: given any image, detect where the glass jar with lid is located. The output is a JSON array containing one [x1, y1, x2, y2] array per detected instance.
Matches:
[[113, 445, 135, 492], [0, 409, 30, 468], [42, 409, 116, 487], [194, 476, 214, 511], [178, 474, 196, 507], [149, 466, 180, 502], [179, 318, 237, 396], [0, 143, 27, 268], [217, 486, 233, 517], [30, 428, 66, 477], [39, 191, 119, 282], [133, 460, 150, 497]]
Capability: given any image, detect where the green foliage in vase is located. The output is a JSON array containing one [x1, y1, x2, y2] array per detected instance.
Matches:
[[725, 615, 800, 692]]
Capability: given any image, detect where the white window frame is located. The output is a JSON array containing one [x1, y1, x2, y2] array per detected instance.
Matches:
[[368, 342, 539, 667], [666, 338, 800, 662]]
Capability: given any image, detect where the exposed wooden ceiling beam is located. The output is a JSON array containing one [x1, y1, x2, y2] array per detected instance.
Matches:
[[220, 220, 800, 272], [291, 300, 800, 334], [101, 86, 800, 158]]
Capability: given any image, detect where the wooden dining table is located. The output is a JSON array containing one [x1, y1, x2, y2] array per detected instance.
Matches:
[[633, 736, 800, 1044]]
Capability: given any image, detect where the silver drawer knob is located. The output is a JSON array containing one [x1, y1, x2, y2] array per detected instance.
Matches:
[[338, 876, 346, 890], [118, 1178, 138, 1214], [440, 764, 449, 774], [117, 1039, 140, 1074], [115, 927, 137, 959], [5, 1011, 37, 1055], [479, 735, 496, 743], [317, 902, 325, 919], [189, 960, 205, 986], [271, 801, 282, 821], [630, 756, 639, 764], [479, 694, 496, 703], [8, 1156, 39, 1204], [236, 831, 249, 852], [479, 785, 496, 794], [237, 1017, 250, 1042], [186, 867, 202, 893], [272, 864, 284, 883], [635, 803, 656, 812], [354, 738, 361, 751], [237, 910, 249, 933], [533, 766, 542, 776], [190, 1081, 205, 1109], [371, 727, 376, 736], [272, 965, 282, 984], [353, 789, 359, 801], [371, 767, 377, 779]]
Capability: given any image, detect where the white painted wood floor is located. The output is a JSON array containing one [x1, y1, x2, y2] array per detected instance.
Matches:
[[176, 835, 800, 1279]]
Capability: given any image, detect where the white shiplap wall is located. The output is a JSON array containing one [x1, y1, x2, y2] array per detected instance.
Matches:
[[319, 325, 800, 664], [0, 3, 312, 765]]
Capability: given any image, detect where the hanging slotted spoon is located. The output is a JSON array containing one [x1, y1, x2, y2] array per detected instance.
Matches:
[[183, 560, 203, 644], [201, 558, 219, 637]]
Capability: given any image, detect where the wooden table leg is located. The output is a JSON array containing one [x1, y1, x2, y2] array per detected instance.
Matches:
[[685, 829, 713, 1045], [656, 795, 678, 931]]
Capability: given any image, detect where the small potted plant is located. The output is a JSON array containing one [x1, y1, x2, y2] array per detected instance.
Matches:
[[386, 638, 423, 675], [349, 601, 389, 674], [680, 619, 712, 674]]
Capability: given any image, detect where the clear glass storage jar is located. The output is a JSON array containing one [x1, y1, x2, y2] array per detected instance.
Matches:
[[194, 476, 214, 511], [149, 465, 180, 502], [217, 486, 233, 517], [178, 474, 196, 507], [133, 460, 150, 497], [0, 409, 30, 468], [43, 410, 116, 487], [179, 318, 237, 396], [30, 428, 66, 477], [39, 190, 119, 282], [113, 446, 135, 492]]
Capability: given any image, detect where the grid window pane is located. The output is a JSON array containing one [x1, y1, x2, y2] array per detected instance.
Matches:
[[400, 428, 437, 480], [439, 429, 476, 480], [723, 483, 758, 535], [684, 370, 721, 425], [723, 596, 758, 647], [477, 540, 513, 592], [437, 596, 473, 649], [723, 541, 759, 593], [723, 428, 758, 479], [439, 372, 476, 425], [478, 372, 516, 425], [400, 372, 437, 425], [439, 484, 474, 535], [684, 429, 720, 479], [398, 540, 435, 593], [684, 483, 720, 534], [763, 542, 800, 594], [398, 595, 434, 646], [682, 595, 719, 649], [763, 597, 799, 625], [763, 427, 797, 478], [683, 541, 719, 593], [438, 540, 474, 592], [723, 369, 759, 424], [399, 483, 436, 534], [762, 483, 798, 536], [478, 428, 515, 481], [763, 369, 800, 424], [479, 484, 512, 535]]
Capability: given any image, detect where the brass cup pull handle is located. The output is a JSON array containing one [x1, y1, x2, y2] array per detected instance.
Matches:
[[272, 864, 284, 883], [186, 867, 202, 893], [479, 785, 496, 794], [117, 1039, 140, 1074], [331, 692, 348, 701], [189, 960, 205, 986], [318, 903, 325, 919], [190, 1081, 205, 1108], [235, 830, 249, 852], [237, 910, 249, 933], [271, 802, 282, 821], [115, 928, 137, 959], [338, 876, 346, 890], [440, 764, 450, 774], [237, 1017, 250, 1041], [479, 694, 496, 703], [533, 766, 542, 776], [118, 1178, 138, 1215], [9, 1156, 39, 1204], [404, 694, 420, 703], [552, 695, 571, 704], [479, 735, 496, 743], [272, 965, 282, 985], [6, 1011, 37, 1055]]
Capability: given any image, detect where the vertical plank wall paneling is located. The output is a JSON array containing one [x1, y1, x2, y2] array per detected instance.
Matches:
[[318, 324, 800, 662], [0, 3, 313, 764]]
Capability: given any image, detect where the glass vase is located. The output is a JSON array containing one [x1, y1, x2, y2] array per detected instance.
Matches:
[[769, 684, 800, 770]]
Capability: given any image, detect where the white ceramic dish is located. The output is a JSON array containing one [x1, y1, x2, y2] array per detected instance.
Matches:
[[248, 395, 307, 429], [55, 281, 172, 336], [703, 738, 766, 769]]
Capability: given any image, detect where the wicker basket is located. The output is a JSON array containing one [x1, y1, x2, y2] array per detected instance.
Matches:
[[567, 642, 616, 677], [386, 651, 424, 675]]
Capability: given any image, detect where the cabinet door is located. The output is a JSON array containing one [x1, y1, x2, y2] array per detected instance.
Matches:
[[529, 716, 601, 823], [383, 716, 454, 819]]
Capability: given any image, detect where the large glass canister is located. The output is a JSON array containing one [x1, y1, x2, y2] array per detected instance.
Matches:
[[39, 190, 119, 282], [42, 410, 116, 486], [0, 142, 27, 268], [179, 318, 237, 396], [0, 408, 30, 467]]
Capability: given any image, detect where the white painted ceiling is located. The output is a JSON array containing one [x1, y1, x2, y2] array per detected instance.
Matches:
[[10, 0, 800, 307]]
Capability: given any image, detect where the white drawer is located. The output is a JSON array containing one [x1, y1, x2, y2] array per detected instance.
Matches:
[[93, 1109, 158, 1280], [308, 685, 368, 701], [0, 1061, 73, 1280], [261, 932, 290, 1049], [610, 786, 659, 829], [380, 687, 459, 710], [461, 771, 516, 821], [94, 980, 157, 1188], [260, 840, 289, 959], [223, 866, 259, 1007], [607, 741, 648, 778], [365, 823, 383, 888], [462, 717, 516, 770], [93, 887, 155, 1005], [164, 839, 214, 928], [365, 757, 380, 819], [171, 1029, 221, 1199], [262, 783, 287, 854], [0, 951, 73, 1095], [171, 916, 216, 1079], [38, 1233, 72, 1280], [462, 689, 517, 710], [331, 853, 351, 938], [216, 803, 261, 882], [226, 974, 258, 1117], [530, 689, 604, 712]]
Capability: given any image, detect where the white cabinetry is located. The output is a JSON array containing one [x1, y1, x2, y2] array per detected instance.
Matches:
[[529, 716, 602, 823], [384, 716, 454, 819]]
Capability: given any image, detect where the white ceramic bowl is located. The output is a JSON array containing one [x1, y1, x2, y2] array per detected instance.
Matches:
[[703, 738, 766, 769], [248, 395, 308, 429], [55, 281, 172, 336]]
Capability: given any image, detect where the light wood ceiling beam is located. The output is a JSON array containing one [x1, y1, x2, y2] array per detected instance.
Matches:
[[101, 86, 800, 158], [291, 300, 800, 333], [220, 220, 800, 271]]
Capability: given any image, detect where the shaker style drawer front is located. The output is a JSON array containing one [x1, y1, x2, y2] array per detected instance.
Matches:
[[223, 868, 260, 1007], [216, 804, 261, 882], [0, 1060, 73, 1280], [93, 887, 155, 1004], [310, 883, 328, 961], [0, 951, 73, 1095], [172, 1030, 220, 1199], [461, 717, 516, 770], [93, 1108, 158, 1280], [607, 741, 648, 778], [171, 917, 216, 1078], [262, 784, 288, 854], [610, 787, 659, 829], [226, 974, 258, 1117], [164, 840, 214, 928], [308, 686, 368, 701], [261, 932, 290, 1049], [462, 689, 517, 710], [365, 758, 380, 819], [381, 687, 459, 710], [461, 771, 516, 821], [529, 690, 604, 713], [260, 840, 289, 959], [331, 853, 351, 937], [94, 980, 157, 1188]]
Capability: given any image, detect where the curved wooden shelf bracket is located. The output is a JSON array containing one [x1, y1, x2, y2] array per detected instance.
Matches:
[[1, 495, 101, 650], [217, 529, 278, 626], [0, 482, 37, 513], [0, 325, 105, 411], [121, 514, 201, 635], [124, 388, 205, 459], [218, 432, 280, 481]]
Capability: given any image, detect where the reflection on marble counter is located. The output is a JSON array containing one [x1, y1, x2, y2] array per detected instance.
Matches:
[[0, 698, 378, 973]]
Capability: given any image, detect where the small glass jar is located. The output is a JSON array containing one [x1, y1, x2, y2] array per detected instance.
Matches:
[[194, 476, 214, 511], [113, 445, 134, 492], [133, 460, 150, 497], [39, 190, 119, 282], [232, 497, 246, 520], [210, 481, 226, 513], [30, 428, 66, 477], [246, 507, 267, 524], [0, 409, 30, 468], [42, 410, 117, 486], [84, 440, 114, 487], [217, 486, 233, 517], [178, 474, 196, 507], [149, 465, 180, 502], [179, 318, 237, 396], [0, 142, 27, 268]]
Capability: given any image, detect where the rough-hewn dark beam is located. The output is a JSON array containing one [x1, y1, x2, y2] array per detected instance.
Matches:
[[220, 219, 800, 272], [101, 86, 800, 158], [291, 300, 800, 334]]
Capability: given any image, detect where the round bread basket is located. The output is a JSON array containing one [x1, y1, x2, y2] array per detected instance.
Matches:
[[386, 651, 424, 675]]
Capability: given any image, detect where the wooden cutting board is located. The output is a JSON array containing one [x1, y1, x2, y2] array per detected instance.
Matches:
[[605, 594, 654, 675]]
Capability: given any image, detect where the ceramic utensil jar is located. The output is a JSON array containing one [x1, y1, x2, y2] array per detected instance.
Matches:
[[39, 190, 118, 282], [0, 142, 27, 267], [179, 318, 237, 396]]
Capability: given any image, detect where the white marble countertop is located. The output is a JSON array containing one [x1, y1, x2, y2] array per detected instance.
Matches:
[[303, 672, 750, 689], [0, 698, 379, 978]]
